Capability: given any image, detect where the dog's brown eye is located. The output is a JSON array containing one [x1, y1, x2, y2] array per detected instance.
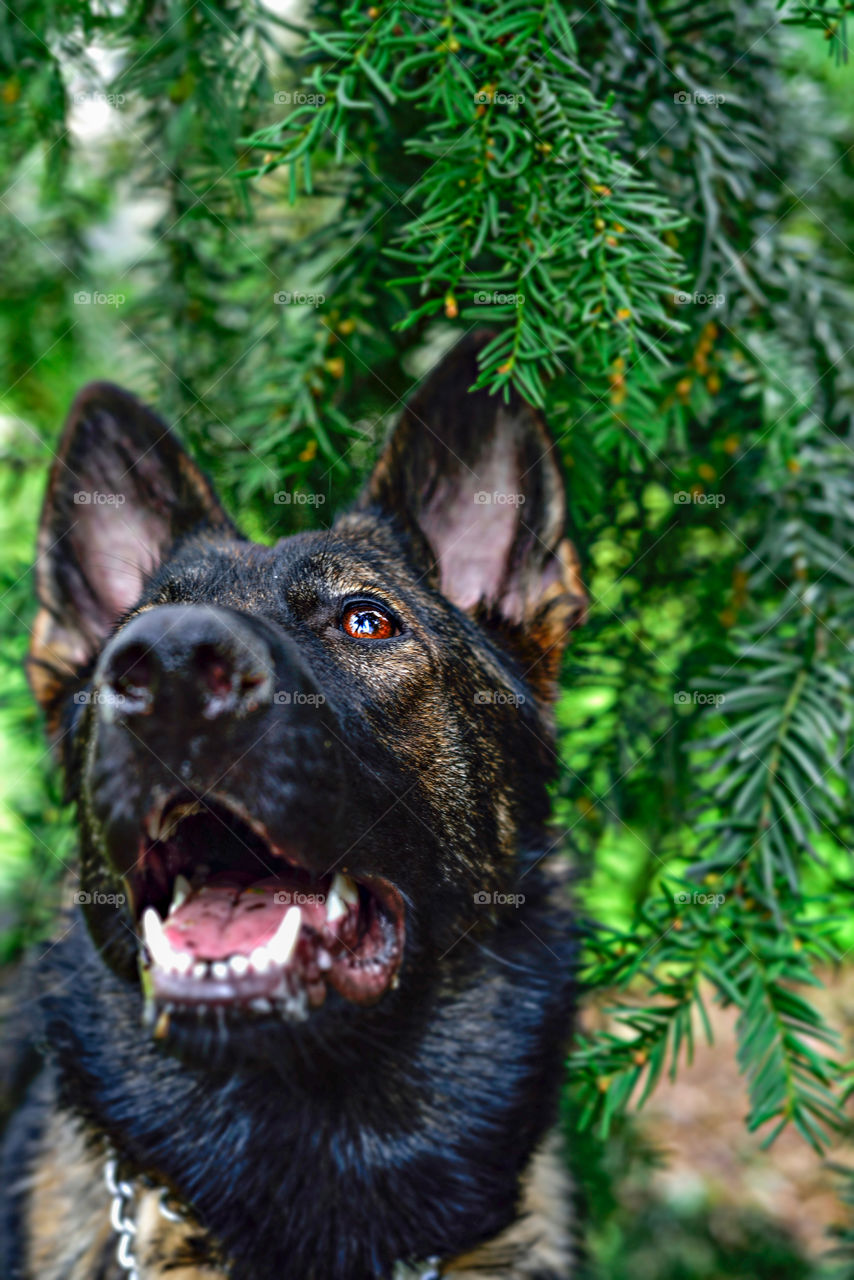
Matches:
[[340, 604, 397, 640]]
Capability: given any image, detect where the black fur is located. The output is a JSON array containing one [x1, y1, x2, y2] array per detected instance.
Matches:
[[2, 333, 582, 1279]]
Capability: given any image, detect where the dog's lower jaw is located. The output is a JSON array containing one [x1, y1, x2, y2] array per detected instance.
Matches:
[[15, 874, 576, 1280]]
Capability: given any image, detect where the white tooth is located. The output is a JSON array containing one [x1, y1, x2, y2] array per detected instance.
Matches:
[[249, 946, 271, 973], [340, 874, 359, 906], [212, 961, 229, 981], [250, 998, 272, 1013], [193, 961, 209, 980], [142, 908, 171, 970], [327, 874, 358, 923], [142, 905, 163, 944], [317, 950, 332, 971], [169, 875, 192, 915], [229, 955, 249, 977], [326, 887, 345, 923], [267, 906, 301, 966], [172, 950, 193, 975]]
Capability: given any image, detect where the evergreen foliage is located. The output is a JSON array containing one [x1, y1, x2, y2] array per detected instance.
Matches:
[[1, 0, 853, 1262]]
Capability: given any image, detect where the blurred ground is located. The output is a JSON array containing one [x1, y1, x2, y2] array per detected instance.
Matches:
[[582, 970, 854, 1277]]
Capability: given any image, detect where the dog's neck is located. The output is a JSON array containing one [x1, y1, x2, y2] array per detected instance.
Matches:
[[39, 883, 574, 1280], [101, 1149, 443, 1280]]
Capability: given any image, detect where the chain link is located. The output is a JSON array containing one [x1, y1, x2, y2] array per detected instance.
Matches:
[[104, 1156, 140, 1280], [391, 1258, 442, 1279], [104, 1153, 442, 1279], [104, 1153, 191, 1277]]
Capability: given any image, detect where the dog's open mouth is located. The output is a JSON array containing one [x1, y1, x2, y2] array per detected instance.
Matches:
[[126, 795, 405, 1024]]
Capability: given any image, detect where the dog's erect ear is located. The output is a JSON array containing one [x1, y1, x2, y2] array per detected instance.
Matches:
[[357, 333, 586, 691], [28, 382, 236, 736]]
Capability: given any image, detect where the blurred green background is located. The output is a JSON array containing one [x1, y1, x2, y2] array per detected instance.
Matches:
[[1, 2, 854, 1275]]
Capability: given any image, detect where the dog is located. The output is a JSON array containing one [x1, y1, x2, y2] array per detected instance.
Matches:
[[1, 332, 586, 1279]]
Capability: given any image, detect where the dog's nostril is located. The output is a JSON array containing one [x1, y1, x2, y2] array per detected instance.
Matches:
[[194, 642, 234, 698], [95, 607, 273, 723], [109, 642, 153, 696]]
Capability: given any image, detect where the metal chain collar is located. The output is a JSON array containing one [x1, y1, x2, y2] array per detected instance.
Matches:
[[104, 1153, 442, 1280], [104, 1153, 189, 1280]]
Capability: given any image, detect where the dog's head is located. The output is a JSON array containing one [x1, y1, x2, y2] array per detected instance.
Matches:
[[27, 335, 584, 1065]]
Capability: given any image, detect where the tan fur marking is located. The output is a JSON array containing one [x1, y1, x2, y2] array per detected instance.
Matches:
[[24, 1109, 227, 1280], [444, 1137, 573, 1278], [135, 1193, 227, 1279], [24, 1110, 114, 1280], [25, 1115, 570, 1279]]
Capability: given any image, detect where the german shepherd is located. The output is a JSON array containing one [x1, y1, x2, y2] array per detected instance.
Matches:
[[1, 333, 586, 1279]]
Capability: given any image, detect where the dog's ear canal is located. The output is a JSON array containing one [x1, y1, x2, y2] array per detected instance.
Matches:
[[357, 333, 586, 692], [28, 382, 236, 735]]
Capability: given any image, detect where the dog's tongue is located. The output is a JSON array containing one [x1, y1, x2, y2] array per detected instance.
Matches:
[[163, 874, 315, 961]]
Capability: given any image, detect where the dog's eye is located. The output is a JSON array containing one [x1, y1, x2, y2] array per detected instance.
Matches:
[[340, 603, 398, 641]]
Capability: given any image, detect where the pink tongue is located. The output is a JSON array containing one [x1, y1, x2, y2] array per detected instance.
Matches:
[[162, 875, 322, 961]]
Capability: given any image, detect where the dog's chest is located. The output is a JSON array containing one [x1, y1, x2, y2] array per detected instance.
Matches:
[[25, 1109, 572, 1280]]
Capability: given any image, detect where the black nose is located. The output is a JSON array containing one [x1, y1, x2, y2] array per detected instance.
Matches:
[[95, 604, 273, 722]]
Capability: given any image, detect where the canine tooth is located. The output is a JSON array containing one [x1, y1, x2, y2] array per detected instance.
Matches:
[[193, 961, 209, 980], [326, 888, 345, 923], [341, 874, 359, 906], [229, 955, 250, 977], [169, 875, 192, 914], [142, 908, 171, 969], [141, 903, 195, 976], [249, 946, 272, 973], [327, 873, 358, 923], [267, 906, 301, 966], [317, 949, 332, 971], [212, 961, 229, 981]]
